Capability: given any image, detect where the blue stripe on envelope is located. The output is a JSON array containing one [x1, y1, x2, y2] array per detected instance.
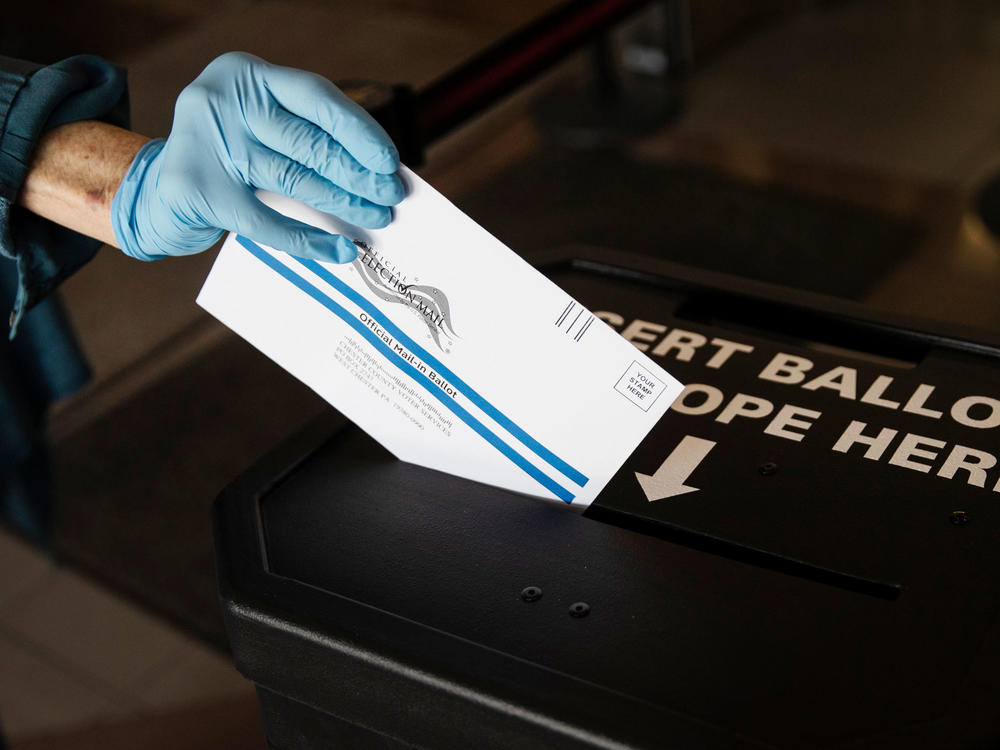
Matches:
[[295, 256, 590, 488], [236, 236, 575, 503]]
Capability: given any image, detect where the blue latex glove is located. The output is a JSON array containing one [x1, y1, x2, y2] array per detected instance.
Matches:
[[111, 52, 404, 264]]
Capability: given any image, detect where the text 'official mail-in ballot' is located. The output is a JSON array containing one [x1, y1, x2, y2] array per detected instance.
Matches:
[[197, 167, 683, 507]]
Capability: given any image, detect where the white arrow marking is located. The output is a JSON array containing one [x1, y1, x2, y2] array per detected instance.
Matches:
[[635, 436, 716, 502]]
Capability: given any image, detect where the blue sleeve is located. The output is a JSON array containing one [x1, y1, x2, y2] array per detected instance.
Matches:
[[0, 54, 129, 334]]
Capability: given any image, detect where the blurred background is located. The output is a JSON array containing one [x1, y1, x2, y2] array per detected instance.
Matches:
[[2, 0, 1000, 746]]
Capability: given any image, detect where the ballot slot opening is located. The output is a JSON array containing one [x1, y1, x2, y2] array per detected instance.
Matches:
[[673, 294, 926, 370], [585, 505, 903, 600]]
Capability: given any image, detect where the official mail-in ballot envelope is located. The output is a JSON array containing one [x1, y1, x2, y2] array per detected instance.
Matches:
[[197, 167, 683, 507]]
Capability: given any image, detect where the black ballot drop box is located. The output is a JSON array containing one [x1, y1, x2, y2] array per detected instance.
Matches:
[[214, 248, 1000, 750]]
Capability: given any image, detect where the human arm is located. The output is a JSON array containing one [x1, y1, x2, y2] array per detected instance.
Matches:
[[19, 52, 405, 265], [17, 120, 149, 248], [0, 53, 129, 333]]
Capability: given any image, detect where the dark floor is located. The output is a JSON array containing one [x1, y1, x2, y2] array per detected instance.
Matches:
[[455, 149, 924, 298], [51, 335, 330, 644]]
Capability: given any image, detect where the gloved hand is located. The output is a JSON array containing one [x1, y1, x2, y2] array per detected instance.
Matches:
[[111, 51, 404, 264]]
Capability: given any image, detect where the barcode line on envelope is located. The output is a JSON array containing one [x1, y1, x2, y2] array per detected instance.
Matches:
[[566, 308, 584, 334], [555, 301, 574, 327], [555, 299, 595, 344]]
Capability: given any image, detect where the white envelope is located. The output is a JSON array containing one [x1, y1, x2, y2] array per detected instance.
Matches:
[[197, 167, 682, 507]]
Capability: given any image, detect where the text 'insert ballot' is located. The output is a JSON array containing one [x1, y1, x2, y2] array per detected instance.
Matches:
[[197, 168, 682, 507]]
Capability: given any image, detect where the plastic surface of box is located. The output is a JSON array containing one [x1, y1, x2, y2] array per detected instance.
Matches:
[[215, 249, 1000, 749]]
